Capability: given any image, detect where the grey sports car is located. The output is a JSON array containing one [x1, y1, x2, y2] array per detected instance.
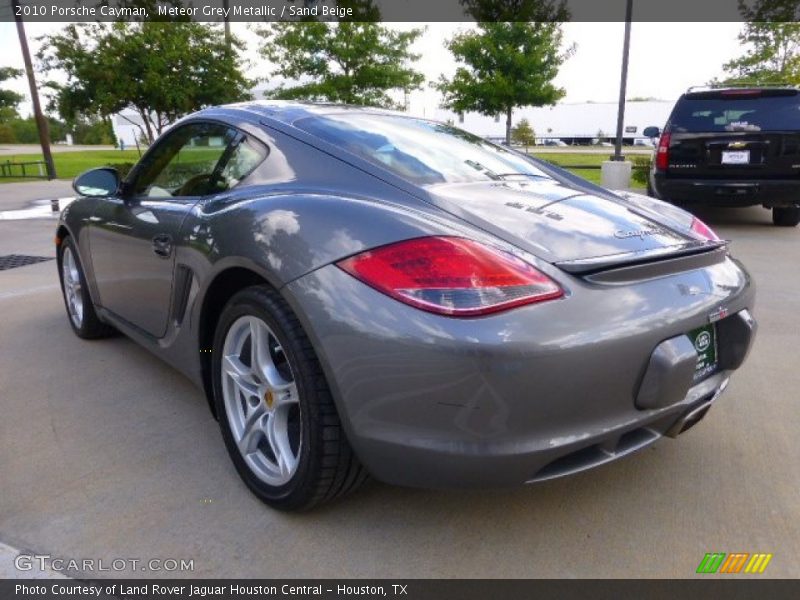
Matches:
[[58, 102, 756, 510]]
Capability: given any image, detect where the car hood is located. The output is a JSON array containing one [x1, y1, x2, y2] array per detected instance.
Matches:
[[425, 179, 702, 267]]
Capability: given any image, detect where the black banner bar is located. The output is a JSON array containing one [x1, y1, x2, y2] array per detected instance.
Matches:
[[3, 579, 800, 600], [2, 0, 800, 23]]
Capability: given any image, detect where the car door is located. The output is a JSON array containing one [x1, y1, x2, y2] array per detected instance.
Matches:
[[89, 121, 239, 338]]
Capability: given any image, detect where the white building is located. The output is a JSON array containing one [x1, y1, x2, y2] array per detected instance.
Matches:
[[112, 110, 150, 148], [411, 100, 674, 144]]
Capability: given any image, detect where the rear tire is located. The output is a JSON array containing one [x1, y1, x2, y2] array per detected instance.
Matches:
[[57, 237, 115, 339], [772, 206, 800, 227], [212, 285, 367, 511]]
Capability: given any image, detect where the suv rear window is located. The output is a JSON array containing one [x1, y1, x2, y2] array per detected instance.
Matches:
[[669, 90, 800, 133]]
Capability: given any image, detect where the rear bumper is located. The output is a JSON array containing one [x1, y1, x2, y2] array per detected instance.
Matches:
[[284, 257, 756, 489], [651, 174, 800, 207]]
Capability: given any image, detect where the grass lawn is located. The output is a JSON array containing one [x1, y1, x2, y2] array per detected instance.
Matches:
[[530, 151, 649, 188], [0, 149, 143, 183], [529, 152, 606, 185], [1, 148, 646, 189]]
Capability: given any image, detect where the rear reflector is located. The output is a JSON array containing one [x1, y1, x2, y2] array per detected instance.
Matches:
[[690, 216, 720, 241], [337, 237, 564, 317]]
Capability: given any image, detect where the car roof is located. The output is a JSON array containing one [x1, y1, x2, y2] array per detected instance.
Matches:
[[682, 86, 798, 100], [202, 100, 405, 127]]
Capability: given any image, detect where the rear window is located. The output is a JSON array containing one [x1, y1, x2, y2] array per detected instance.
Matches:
[[293, 113, 548, 185], [669, 91, 800, 133]]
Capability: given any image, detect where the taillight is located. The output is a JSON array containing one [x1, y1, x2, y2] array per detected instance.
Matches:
[[656, 132, 671, 171], [721, 89, 761, 96], [690, 216, 720, 241], [337, 237, 564, 317]]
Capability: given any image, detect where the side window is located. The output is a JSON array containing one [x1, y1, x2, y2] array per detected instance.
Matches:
[[218, 137, 268, 188], [133, 122, 237, 198]]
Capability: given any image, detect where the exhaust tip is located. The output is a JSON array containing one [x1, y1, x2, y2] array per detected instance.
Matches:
[[676, 406, 710, 435], [665, 395, 716, 438]]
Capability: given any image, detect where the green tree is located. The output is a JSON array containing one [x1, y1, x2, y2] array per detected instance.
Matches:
[[256, 22, 424, 108], [435, 22, 573, 145], [0, 125, 14, 143], [0, 67, 24, 122], [71, 116, 116, 145], [38, 22, 253, 144], [722, 1, 800, 85], [8, 116, 67, 144], [511, 118, 536, 152]]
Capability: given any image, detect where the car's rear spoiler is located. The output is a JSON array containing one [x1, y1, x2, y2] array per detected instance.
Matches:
[[555, 240, 728, 277]]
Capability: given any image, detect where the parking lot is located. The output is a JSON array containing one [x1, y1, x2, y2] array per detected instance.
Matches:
[[0, 180, 798, 579]]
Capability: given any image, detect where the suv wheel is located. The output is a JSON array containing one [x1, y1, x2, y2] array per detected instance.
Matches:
[[772, 206, 800, 227]]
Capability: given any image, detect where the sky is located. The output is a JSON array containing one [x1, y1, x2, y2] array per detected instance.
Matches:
[[0, 21, 745, 118]]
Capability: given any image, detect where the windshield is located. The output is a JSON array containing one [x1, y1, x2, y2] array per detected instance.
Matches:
[[669, 92, 800, 133], [294, 113, 549, 185]]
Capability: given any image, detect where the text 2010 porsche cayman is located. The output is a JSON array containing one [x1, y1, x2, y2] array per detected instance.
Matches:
[[58, 102, 756, 510]]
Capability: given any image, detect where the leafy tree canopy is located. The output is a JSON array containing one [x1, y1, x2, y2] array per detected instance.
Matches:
[[722, 0, 800, 85], [37, 21, 253, 143], [0, 115, 67, 144], [511, 118, 536, 150], [434, 22, 573, 144], [0, 67, 24, 119], [257, 22, 424, 108]]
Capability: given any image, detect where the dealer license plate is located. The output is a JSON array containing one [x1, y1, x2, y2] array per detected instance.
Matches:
[[689, 324, 718, 381], [722, 150, 750, 165]]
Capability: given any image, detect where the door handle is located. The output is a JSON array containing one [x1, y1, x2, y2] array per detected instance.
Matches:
[[152, 233, 173, 258]]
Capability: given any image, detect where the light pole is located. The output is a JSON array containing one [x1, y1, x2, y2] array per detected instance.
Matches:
[[13, 0, 56, 179], [613, 0, 633, 161], [223, 0, 231, 49]]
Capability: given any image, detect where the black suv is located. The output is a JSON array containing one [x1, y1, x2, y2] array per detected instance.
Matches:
[[645, 86, 800, 226]]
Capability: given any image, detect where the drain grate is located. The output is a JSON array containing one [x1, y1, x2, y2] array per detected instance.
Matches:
[[0, 254, 54, 271]]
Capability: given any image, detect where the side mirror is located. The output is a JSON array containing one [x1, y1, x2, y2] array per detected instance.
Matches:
[[643, 126, 660, 139], [73, 167, 120, 197]]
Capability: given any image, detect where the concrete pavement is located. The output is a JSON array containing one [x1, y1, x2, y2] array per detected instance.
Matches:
[[0, 180, 74, 212], [0, 186, 798, 579], [0, 543, 67, 579]]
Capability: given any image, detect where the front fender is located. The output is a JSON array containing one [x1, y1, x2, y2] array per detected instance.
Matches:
[[57, 196, 103, 305]]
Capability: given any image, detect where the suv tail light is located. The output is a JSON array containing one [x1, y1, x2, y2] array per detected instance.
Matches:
[[721, 89, 761, 96], [690, 216, 720, 241], [655, 132, 671, 171], [337, 237, 564, 317]]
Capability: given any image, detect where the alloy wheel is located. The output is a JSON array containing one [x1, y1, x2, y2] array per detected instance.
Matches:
[[221, 315, 302, 486], [62, 247, 84, 328]]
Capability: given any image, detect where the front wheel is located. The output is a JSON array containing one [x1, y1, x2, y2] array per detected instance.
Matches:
[[212, 285, 367, 510], [772, 206, 800, 227], [58, 237, 115, 339]]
